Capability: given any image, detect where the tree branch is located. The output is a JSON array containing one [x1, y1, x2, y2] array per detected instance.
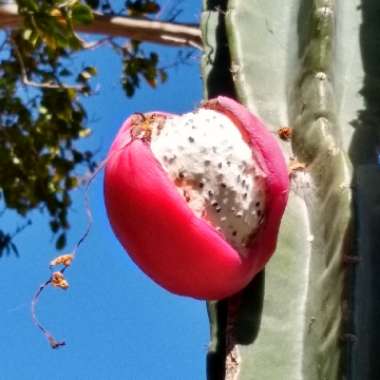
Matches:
[[11, 36, 84, 90], [0, 3, 203, 49]]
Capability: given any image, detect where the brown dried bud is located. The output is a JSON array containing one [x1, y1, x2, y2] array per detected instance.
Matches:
[[50, 254, 74, 268], [51, 272, 69, 290]]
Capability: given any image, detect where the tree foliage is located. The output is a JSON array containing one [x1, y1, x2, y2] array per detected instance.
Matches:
[[0, 0, 178, 255]]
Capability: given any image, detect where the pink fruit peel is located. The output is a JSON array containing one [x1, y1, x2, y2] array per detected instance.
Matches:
[[104, 96, 289, 300]]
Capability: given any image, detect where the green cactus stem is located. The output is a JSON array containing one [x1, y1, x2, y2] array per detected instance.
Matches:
[[199, 0, 373, 378]]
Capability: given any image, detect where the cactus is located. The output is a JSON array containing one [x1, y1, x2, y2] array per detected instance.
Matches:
[[201, 0, 379, 379]]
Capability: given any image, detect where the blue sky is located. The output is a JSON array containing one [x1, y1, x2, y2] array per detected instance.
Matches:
[[0, 3, 210, 379]]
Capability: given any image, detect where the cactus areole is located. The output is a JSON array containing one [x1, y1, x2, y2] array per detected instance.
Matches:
[[104, 97, 289, 300]]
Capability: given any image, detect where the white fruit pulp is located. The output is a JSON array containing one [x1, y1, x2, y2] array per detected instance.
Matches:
[[150, 108, 266, 256]]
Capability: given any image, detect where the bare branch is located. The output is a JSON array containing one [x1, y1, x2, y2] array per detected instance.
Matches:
[[0, 3, 203, 49], [80, 36, 113, 50], [31, 155, 109, 349], [11, 38, 84, 90], [31, 276, 66, 349]]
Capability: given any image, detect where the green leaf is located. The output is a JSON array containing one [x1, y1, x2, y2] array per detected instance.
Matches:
[[18, 0, 39, 12], [84, 0, 100, 9], [71, 3, 94, 25], [22, 29, 33, 41], [59, 68, 72, 77], [55, 233, 66, 250], [83, 66, 97, 76], [39, 106, 48, 114], [65, 176, 78, 190], [79, 66, 97, 81], [50, 220, 60, 233], [126, 0, 160, 15], [150, 52, 158, 64], [79, 128, 92, 137]]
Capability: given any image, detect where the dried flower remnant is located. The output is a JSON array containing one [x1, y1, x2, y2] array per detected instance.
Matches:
[[49, 254, 74, 268], [51, 272, 69, 290], [277, 127, 293, 141], [288, 158, 307, 178]]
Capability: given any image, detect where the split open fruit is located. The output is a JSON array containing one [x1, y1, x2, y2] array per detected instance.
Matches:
[[104, 97, 289, 300]]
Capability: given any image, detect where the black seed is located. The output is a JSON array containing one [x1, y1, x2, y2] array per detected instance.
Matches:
[[243, 193, 248, 199], [227, 161, 231, 166], [199, 182, 204, 188], [208, 190, 213, 197], [212, 201, 219, 207], [242, 179, 246, 186], [179, 172, 185, 179], [204, 160, 211, 166], [232, 231, 237, 236], [257, 210, 262, 216], [218, 162, 223, 169], [216, 207, 222, 213], [221, 183, 227, 189], [255, 201, 260, 207], [188, 136, 195, 143], [183, 190, 190, 202]]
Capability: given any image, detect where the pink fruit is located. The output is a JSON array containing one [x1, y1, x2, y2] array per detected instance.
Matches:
[[104, 96, 289, 300]]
